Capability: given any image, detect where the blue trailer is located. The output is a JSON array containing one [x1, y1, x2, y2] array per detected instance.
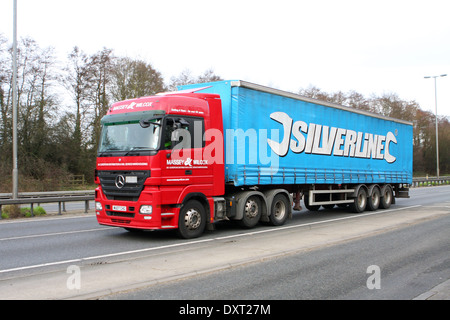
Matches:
[[180, 80, 412, 220]]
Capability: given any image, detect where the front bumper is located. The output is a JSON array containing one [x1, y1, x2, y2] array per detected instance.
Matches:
[[95, 186, 173, 230]]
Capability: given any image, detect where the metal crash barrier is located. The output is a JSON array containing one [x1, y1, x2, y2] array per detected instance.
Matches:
[[0, 190, 95, 219], [411, 176, 450, 188]]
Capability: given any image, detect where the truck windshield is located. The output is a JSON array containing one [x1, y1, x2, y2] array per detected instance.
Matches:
[[98, 119, 161, 154]]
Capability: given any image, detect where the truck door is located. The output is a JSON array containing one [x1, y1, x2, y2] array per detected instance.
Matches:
[[160, 116, 212, 203]]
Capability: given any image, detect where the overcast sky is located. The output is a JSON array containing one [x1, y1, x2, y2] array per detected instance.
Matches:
[[1, 0, 449, 117]]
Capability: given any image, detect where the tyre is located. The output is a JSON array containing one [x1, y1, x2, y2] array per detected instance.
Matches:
[[380, 185, 393, 209], [367, 187, 380, 211], [239, 196, 262, 228], [177, 200, 206, 239], [269, 194, 289, 226], [350, 187, 367, 213]]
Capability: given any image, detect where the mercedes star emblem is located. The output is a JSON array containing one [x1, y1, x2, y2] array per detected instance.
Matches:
[[115, 175, 125, 189]]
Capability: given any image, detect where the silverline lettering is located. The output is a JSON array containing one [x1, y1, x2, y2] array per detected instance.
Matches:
[[267, 111, 397, 163]]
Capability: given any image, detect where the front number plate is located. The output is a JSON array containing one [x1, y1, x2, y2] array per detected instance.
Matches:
[[112, 205, 127, 212], [126, 176, 137, 183]]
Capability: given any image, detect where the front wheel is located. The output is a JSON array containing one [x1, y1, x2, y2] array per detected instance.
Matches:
[[177, 200, 206, 239]]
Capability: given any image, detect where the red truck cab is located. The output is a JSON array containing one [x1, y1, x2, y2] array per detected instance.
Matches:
[[95, 89, 225, 238]]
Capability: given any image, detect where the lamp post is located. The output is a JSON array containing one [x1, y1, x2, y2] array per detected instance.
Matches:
[[424, 74, 447, 178], [12, 0, 18, 199]]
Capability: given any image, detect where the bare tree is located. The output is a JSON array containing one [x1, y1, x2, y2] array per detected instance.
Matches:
[[0, 37, 60, 179], [0, 33, 11, 160], [110, 57, 166, 101], [197, 68, 223, 83], [88, 48, 114, 150], [63, 46, 93, 173], [168, 68, 222, 91]]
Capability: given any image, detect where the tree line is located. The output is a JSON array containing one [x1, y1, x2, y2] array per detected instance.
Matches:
[[0, 35, 221, 191], [0, 35, 448, 191]]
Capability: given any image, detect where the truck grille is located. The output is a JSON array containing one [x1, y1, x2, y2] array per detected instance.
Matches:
[[97, 170, 150, 201]]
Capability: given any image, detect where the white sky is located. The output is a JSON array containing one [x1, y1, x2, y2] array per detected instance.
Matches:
[[1, 0, 450, 117]]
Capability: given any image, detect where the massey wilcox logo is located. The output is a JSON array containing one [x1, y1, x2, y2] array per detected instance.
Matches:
[[166, 157, 209, 167], [267, 112, 397, 164]]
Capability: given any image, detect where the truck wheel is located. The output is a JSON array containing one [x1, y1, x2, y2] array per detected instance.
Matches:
[[367, 187, 380, 211], [269, 194, 289, 226], [239, 196, 262, 228], [380, 185, 393, 209], [177, 200, 206, 239], [350, 188, 367, 213]]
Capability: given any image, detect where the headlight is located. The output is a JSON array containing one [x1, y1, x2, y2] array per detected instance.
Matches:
[[140, 205, 153, 214], [95, 202, 103, 211]]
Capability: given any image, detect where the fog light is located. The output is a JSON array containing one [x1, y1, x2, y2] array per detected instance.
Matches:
[[140, 205, 152, 214], [95, 202, 103, 211]]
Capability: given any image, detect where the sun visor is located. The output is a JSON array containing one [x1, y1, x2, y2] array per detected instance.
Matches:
[[101, 110, 165, 125]]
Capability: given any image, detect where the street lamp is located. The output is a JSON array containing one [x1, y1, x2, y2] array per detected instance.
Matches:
[[424, 74, 447, 178], [12, 0, 18, 199]]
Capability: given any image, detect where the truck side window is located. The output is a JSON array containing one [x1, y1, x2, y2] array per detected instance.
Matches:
[[163, 117, 204, 150], [191, 117, 205, 148], [164, 118, 187, 150]]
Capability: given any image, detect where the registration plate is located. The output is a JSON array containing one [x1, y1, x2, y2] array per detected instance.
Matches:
[[126, 176, 137, 183], [112, 205, 127, 212]]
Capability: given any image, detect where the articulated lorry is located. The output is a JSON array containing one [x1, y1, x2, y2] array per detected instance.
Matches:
[[95, 80, 413, 238]]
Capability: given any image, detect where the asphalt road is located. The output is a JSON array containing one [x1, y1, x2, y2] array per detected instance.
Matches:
[[107, 212, 448, 300], [0, 185, 449, 300]]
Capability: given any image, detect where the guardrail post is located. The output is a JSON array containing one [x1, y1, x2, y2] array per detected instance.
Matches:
[[58, 202, 62, 215], [85, 200, 89, 213], [30, 202, 34, 217]]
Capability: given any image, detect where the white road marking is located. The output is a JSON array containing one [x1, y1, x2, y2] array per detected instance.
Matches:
[[0, 227, 115, 241]]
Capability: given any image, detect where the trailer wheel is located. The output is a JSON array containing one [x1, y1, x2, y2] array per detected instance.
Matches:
[[380, 185, 393, 209], [367, 187, 381, 211], [269, 194, 289, 226], [239, 196, 262, 228], [350, 188, 367, 213], [177, 200, 206, 239]]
